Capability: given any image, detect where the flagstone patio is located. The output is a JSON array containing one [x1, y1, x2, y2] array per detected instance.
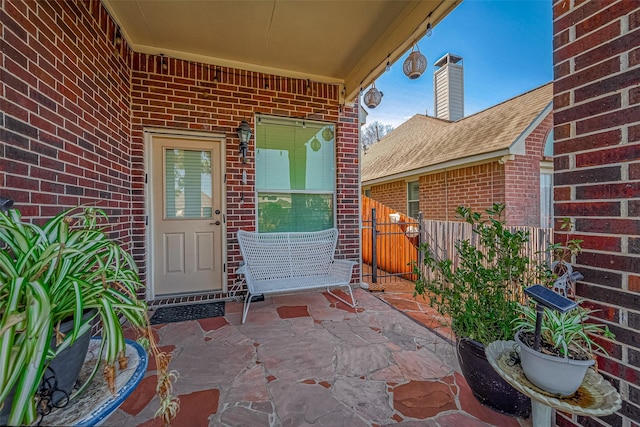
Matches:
[[106, 287, 532, 427]]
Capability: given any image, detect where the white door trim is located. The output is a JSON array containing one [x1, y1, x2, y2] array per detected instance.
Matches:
[[144, 128, 227, 301]]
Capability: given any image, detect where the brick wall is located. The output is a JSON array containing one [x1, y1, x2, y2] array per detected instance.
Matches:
[[372, 162, 506, 222], [553, 1, 640, 426], [0, 0, 133, 241], [368, 180, 406, 214], [505, 112, 553, 226], [0, 0, 361, 295]]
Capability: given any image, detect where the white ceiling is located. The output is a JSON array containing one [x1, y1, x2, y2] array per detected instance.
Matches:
[[102, 0, 461, 103]]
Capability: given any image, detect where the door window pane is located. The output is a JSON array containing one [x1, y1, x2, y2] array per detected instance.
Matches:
[[256, 116, 335, 232], [165, 149, 212, 219]]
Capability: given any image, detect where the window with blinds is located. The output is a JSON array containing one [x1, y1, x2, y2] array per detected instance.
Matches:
[[255, 116, 336, 232]]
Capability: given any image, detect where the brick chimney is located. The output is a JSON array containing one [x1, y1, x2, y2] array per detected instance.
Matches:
[[434, 53, 464, 121]]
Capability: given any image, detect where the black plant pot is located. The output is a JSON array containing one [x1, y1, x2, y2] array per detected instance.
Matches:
[[0, 309, 96, 424], [457, 337, 531, 418]]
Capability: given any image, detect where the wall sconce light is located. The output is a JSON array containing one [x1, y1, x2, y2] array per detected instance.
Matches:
[[363, 82, 383, 109], [236, 120, 252, 163], [114, 28, 122, 47], [389, 213, 400, 223], [403, 44, 427, 79], [0, 196, 14, 212]]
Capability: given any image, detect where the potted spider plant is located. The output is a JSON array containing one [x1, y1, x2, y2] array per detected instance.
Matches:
[[512, 220, 615, 397], [0, 206, 179, 426], [414, 203, 542, 417], [513, 301, 615, 396]]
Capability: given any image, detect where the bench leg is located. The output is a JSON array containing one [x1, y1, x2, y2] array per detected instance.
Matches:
[[327, 285, 356, 309], [242, 291, 253, 324]]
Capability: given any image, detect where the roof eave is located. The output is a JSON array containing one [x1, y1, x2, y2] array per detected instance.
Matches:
[[362, 148, 512, 186], [509, 101, 553, 155]]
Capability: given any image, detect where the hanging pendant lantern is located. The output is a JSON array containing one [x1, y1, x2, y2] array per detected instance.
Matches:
[[310, 136, 322, 152], [403, 44, 427, 79], [322, 127, 334, 141], [363, 83, 383, 109]]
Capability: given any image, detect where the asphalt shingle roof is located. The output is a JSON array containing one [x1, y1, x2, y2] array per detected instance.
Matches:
[[361, 83, 553, 183]]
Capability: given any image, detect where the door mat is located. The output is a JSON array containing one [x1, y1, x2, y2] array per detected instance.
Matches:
[[150, 301, 225, 325]]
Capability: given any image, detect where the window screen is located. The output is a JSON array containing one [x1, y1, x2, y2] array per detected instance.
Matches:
[[255, 117, 335, 232]]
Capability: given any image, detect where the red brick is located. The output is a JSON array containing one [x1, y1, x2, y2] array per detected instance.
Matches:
[[576, 145, 640, 167], [576, 182, 640, 200], [576, 106, 640, 135], [555, 93, 620, 125], [575, 68, 640, 103], [575, 218, 640, 235], [555, 201, 620, 217], [554, 130, 621, 155], [555, 166, 620, 186]]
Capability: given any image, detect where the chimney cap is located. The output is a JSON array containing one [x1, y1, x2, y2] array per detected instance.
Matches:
[[434, 53, 463, 68]]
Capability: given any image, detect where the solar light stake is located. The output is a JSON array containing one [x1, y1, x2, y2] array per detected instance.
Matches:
[[524, 284, 578, 353], [533, 304, 544, 351]]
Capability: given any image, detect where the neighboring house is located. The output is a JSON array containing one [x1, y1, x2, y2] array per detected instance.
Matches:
[[0, 0, 460, 304], [362, 79, 554, 227]]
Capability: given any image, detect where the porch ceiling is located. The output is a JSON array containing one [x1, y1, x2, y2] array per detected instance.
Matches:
[[101, 0, 461, 103]]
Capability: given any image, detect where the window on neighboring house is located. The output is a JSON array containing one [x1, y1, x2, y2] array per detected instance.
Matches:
[[255, 116, 335, 232], [364, 188, 371, 198], [407, 181, 419, 219], [544, 130, 554, 157], [540, 168, 553, 228]]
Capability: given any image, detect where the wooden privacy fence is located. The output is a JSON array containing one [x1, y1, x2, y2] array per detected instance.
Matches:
[[417, 219, 553, 283], [362, 196, 419, 289]]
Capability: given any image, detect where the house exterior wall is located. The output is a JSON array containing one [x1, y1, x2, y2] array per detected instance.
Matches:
[[0, 0, 133, 240], [367, 180, 406, 214], [504, 112, 554, 226], [129, 56, 361, 287], [0, 0, 361, 298], [368, 162, 506, 222], [420, 162, 506, 221], [553, 1, 640, 426]]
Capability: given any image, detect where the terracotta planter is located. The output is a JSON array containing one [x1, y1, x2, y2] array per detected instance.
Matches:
[[457, 337, 531, 418], [515, 330, 594, 396]]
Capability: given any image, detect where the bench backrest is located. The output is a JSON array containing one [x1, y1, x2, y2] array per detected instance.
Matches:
[[237, 228, 338, 281]]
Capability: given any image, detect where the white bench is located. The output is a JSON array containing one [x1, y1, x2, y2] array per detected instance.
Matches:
[[237, 228, 357, 323]]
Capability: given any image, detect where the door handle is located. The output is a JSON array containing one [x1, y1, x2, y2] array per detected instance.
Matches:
[[210, 221, 221, 226]]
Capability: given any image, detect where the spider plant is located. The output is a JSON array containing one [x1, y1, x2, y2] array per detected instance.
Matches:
[[514, 302, 614, 360], [0, 207, 178, 426]]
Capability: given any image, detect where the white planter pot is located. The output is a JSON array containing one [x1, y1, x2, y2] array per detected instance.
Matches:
[[515, 330, 594, 396]]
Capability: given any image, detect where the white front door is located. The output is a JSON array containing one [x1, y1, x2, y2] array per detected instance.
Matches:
[[149, 133, 224, 296]]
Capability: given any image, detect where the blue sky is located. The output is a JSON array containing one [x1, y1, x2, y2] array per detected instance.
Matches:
[[365, 0, 553, 127]]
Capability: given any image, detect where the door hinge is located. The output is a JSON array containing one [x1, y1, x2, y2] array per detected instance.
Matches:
[[145, 173, 148, 184], [145, 215, 148, 226], [223, 214, 226, 224], [223, 263, 226, 273], [224, 174, 227, 184]]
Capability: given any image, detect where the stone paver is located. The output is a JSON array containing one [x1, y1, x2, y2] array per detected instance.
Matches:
[[108, 287, 532, 426]]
